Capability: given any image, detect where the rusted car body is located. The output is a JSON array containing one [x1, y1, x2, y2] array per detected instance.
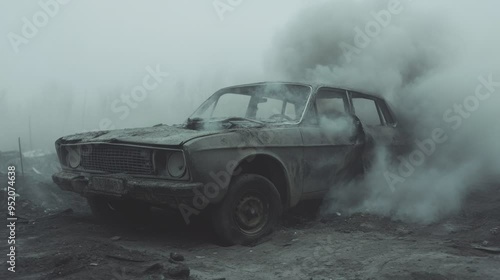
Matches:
[[52, 82, 405, 244]]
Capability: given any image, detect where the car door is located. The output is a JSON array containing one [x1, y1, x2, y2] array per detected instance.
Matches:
[[349, 91, 408, 163], [300, 87, 364, 195]]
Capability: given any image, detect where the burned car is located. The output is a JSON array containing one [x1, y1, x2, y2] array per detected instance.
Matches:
[[52, 82, 405, 245]]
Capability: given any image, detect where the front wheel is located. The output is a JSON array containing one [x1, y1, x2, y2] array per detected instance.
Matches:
[[211, 174, 282, 245]]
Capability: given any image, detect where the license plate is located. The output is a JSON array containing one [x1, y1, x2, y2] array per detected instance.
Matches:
[[90, 177, 125, 194]]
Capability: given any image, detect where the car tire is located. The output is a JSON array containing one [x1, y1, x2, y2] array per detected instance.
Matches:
[[211, 174, 282, 246], [87, 197, 151, 222]]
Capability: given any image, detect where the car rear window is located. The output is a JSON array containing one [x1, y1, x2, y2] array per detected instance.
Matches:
[[351, 97, 382, 126]]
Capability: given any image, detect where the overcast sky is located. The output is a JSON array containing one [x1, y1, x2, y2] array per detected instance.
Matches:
[[1, 0, 500, 154], [0, 0, 306, 151]]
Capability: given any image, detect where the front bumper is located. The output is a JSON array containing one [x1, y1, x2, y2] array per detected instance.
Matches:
[[52, 171, 202, 208]]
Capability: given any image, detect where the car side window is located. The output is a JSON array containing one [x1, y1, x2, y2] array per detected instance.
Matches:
[[351, 97, 382, 126], [256, 98, 284, 119], [315, 89, 348, 121], [284, 102, 296, 119]]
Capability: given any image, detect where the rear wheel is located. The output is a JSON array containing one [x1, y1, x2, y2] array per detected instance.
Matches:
[[211, 174, 282, 245]]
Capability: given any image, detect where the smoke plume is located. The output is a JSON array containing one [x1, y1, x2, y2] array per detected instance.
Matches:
[[267, 0, 500, 223]]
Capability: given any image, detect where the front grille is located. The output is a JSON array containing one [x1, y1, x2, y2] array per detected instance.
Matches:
[[80, 144, 154, 175]]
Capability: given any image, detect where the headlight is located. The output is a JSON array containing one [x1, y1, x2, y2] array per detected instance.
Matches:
[[167, 152, 186, 178], [66, 146, 81, 168]]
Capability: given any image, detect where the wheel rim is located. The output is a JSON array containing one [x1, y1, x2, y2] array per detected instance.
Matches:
[[234, 191, 269, 235]]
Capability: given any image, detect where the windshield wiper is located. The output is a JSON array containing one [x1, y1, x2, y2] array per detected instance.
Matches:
[[220, 117, 265, 125]]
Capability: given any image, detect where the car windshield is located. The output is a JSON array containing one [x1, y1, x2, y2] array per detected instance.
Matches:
[[190, 84, 312, 123]]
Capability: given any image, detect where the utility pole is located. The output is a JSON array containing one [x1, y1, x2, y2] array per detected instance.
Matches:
[[29, 116, 33, 151], [18, 137, 24, 177], [82, 90, 87, 130]]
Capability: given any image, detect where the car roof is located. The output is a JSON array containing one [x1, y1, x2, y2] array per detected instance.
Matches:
[[221, 81, 385, 100]]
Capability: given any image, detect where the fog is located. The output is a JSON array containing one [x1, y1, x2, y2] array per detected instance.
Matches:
[[267, 0, 500, 223], [2, 0, 499, 224], [0, 0, 305, 151]]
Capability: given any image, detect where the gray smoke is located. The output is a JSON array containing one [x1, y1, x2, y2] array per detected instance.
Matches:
[[2, 0, 499, 223], [267, 0, 500, 223]]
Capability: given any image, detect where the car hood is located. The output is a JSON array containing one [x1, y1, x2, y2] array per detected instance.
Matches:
[[57, 125, 224, 146]]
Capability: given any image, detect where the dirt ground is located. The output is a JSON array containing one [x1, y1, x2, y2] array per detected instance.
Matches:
[[1, 160, 499, 280]]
